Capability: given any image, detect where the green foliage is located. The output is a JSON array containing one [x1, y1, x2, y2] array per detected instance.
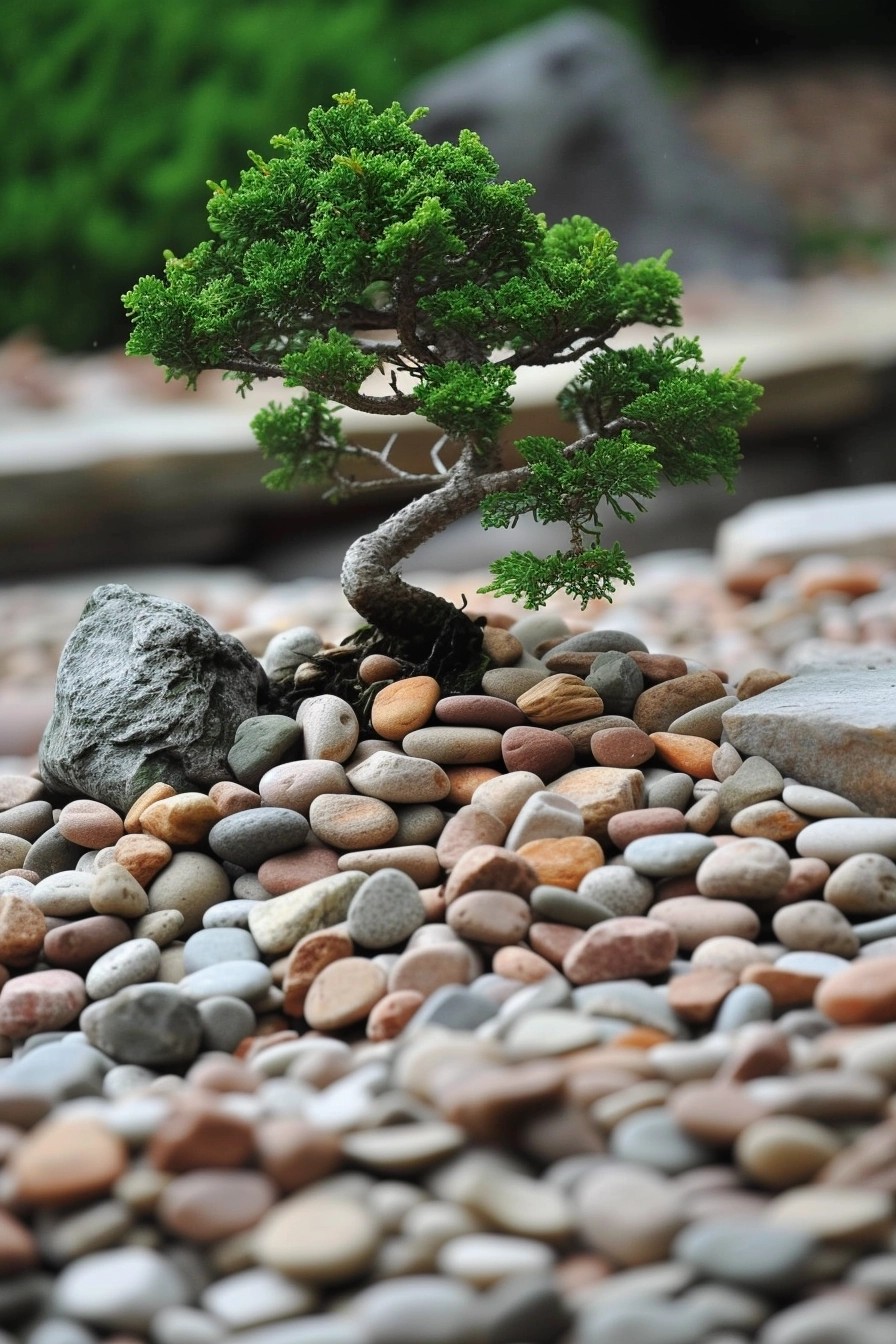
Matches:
[[2, 0, 651, 351], [124, 91, 762, 619]]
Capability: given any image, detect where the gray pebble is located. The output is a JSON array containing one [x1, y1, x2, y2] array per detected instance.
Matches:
[[530, 883, 614, 929], [50, 1245, 191, 1330], [214, 1319, 366, 1344], [227, 715, 303, 789], [586, 651, 645, 716], [177, 960, 272, 1003], [24, 824, 87, 878], [80, 984, 203, 1068], [0, 801, 54, 843], [573, 979, 687, 1038], [261, 626, 323, 681], [578, 865, 654, 916], [202, 898, 258, 929], [573, 1300, 712, 1344], [233, 873, 271, 901], [31, 870, 95, 917], [39, 1199, 133, 1267], [549, 629, 648, 655], [668, 695, 739, 741], [406, 984, 498, 1033], [346, 1274, 483, 1344], [147, 851, 231, 937], [714, 983, 775, 1031], [197, 995, 258, 1053], [182, 927, 261, 973], [624, 832, 716, 878], [610, 1106, 717, 1174], [718, 755, 785, 824], [22, 1320, 99, 1344], [508, 612, 571, 654], [200, 1266, 317, 1332], [673, 1217, 817, 1291], [643, 770, 695, 811], [854, 912, 896, 945], [84, 938, 162, 1000], [0, 1039, 111, 1105], [346, 869, 426, 950], [479, 1273, 571, 1344], [208, 807, 309, 869]]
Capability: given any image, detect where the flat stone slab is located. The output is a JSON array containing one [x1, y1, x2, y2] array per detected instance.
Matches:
[[722, 663, 896, 817], [716, 483, 896, 575]]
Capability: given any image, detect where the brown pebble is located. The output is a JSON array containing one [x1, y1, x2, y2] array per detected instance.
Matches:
[[443, 766, 503, 808], [446, 889, 532, 945], [387, 942, 474, 997], [358, 654, 402, 685], [9, 1115, 128, 1206], [492, 945, 555, 982], [57, 799, 124, 849], [435, 695, 526, 731], [435, 1060, 565, 1142], [148, 1100, 256, 1171], [741, 962, 825, 1009], [258, 760, 351, 813], [649, 732, 717, 780], [648, 895, 760, 950], [139, 792, 220, 846], [43, 915, 131, 971], [778, 857, 831, 902], [0, 893, 47, 968], [186, 1056, 259, 1094], [208, 781, 262, 816], [0, 1207, 39, 1273], [366, 989, 424, 1040], [517, 674, 603, 727], [256, 1116, 344, 1192], [736, 667, 792, 699], [549, 767, 644, 841], [632, 670, 728, 734], [816, 956, 896, 1025], [590, 726, 655, 768], [442, 843, 538, 906], [371, 676, 441, 740], [157, 1168, 278, 1241], [666, 966, 738, 1023], [627, 652, 689, 684], [436, 806, 506, 870], [731, 800, 808, 842], [606, 807, 687, 850], [502, 726, 576, 782], [718, 1024, 792, 1083], [563, 917, 677, 985], [113, 833, 173, 886], [528, 921, 584, 967], [303, 957, 387, 1031], [123, 782, 178, 833], [258, 845, 341, 895], [542, 651, 599, 676], [0, 968, 86, 1038], [670, 1080, 771, 1144], [483, 626, 524, 666], [0, 777, 45, 809], [282, 925, 354, 1018], [516, 836, 604, 890]]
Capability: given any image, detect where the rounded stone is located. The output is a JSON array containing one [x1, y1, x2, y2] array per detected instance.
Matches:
[[796, 819, 896, 864], [402, 726, 503, 766], [147, 851, 231, 936], [177, 960, 272, 1003], [648, 895, 760, 950], [258, 759, 351, 812], [516, 835, 604, 890], [346, 868, 426, 950], [207, 807, 310, 868], [575, 1163, 686, 1266], [446, 890, 532, 945], [303, 957, 388, 1030], [673, 1217, 817, 1291], [624, 832, 716, 878], [346, 752, 450, 804], [296, 694, 360, 763], [371, 676, 441, 740], [772, 900, 861, 957], [562, 917, 677, 985], [824, 852, 896, 917], [0, 892, 47, 968], [590, 725, 655, 768], [31, 871, 95, 917], [577, 865, 654, 916], [442, 843, 537, 906], [207, 779, 262, 817], [610, 1106, 717, 1174], [504, 790, 583, 851], [815, 955, 896, 1024], [113, 832, 173, 886], [51, 1245, 191, 1330], [501, 726, 575, 782], [696, 837, 792, 900], [43, 914, 132, 970], [0, 968, 86, 1038], [138, 792, 220, 847], [227, 715, 303, 789], [89, 861, 150, 918], [197, 995, 257, 1053], [251, 1189, 380, 1282], [57, 800, 124, 850], [633, 670, 728, 735], [584, 651, 644, 716], [182, 926, 261, 974], [80, 982, 203, 1066], [157, 1168, 278, 1242], [735, 1115, 842, 1189], [517, 674, 603, 727], [309, 794, 399, 850], [9, 1114, 128, 1207], [435, 695, 526, 730], [84, 938, 162, 1000], [436, 805, 506, 869], [783, 783, 865, 818]]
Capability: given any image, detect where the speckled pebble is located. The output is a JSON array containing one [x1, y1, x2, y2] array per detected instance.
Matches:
[[296, 694, 360, 762], [85, 938, 162, 999], [624, 832, 716, 878], [346, 869, 426, 950], [696, 837, 792, 900], [824, 852, 896, 916], [208, 807, 310, 867]]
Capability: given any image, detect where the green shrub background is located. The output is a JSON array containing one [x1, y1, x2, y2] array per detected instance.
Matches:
[[2, 0, 651, 353]]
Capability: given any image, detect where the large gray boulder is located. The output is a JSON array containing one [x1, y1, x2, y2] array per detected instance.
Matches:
[[39, 584, 266, 812], [404, 9, 792, 281]]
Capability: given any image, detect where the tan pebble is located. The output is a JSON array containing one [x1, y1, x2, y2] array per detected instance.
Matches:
[[0, 1207, 39, 1272], [696, 837, 792, 900], [666, 967, 738, 1023], [548, 767, 644, 841], [731, 800, 808, 841], [123, 783, 178, 834], [435, 1060, 565, 1142], [442, 843, 537, 906], [403, 726, 503, 766], [446, 890, 532, 945], [765, 1185, 893, 1243], [669, 1080, 771, 1145], [420, 885, 447, 921], [133, 909, 185, 946], [346, 751, 450, 804], [517, 674, 603, 727], [139, 792, 220, 846], [543, 651, 600, 677], [482, 626, 524, 666], [0, 777, 45, 809], [258, 845, 341, 895], [187, 1056, 259, 1093], [778, 856, 831, 902], [436, 806, 507, 870], [516, 835, 604, 889], [296, 694, 360, 762], [468, 1165, 575, 1241], [563, 917, 677, 985], [735, 1115, 842, 1190], [741, 962, 825, 1009], [208, 781, 262, 816], [90, 861, 150, 918], [281, 925, 354, 1018], [303, 957, 387, 1030], [633, 670, 727, 734], [717, 1023, 791, 1082], [148, 1101, 256, 1172], [388, 943, 475, 997], [648, 895, 760, 950], [358, 654, 403, 685], [308, 794, 398, 850], [528, 921, 585, 968], [590, 726, 655, 768], [590, 1079, 673, 1131], [337, 845, 441, 886], [816, 956, 896, 1025], [606, 807, 687, 849], [492, 945, 555, 983], [112, 833, 172, 886], [371, 676, 441, 740], [736, 667, 792, 700], [258, 759, 350, 812], [0, 893, 46, 968], [366, 989, 424, 1040], [156, 1168, 277, 1241], [649, 732, 717, 779], [471, 771, 545, 826], [684, 793, 721, 834], [772, 901, 860, 958], [825, 853, 896, 917], [57, 799, 124, 849], [712, 742, 744, 781], [256, 1116, 343, 1192], [251, 1188, 379, 1281], [443, 766, 502, 808], [9, 1115, 128, 1206]]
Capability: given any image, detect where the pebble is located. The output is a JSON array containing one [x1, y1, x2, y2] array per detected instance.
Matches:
[[734, 1114, 842, 1189], [182, 926, 261, 973], [446, 889, 532, 945], [823, 852, 896, 916], [309, 793, 399, 849], [548, 767, 645, 839], [501, 725, 576, 780], [81, 983, 203, 1067], [648, 730, 718, 777], [303, 957, 387, 1030], [517, 674, 604, 727], [296, 694, 359, 762], [85, 938, 162, 999], [563, 917, 678, 985], [89, 861, 150, 917], [815, 956, 896, 1024], [138, 791, 220, 847], [633, 669, 728, 735], [177, 960, 273, 1003], [505, 790, 583, 850], [673, 1217, 817, 1291], [435, 694, 525, 730], [772, 900, 861, 956], [575, 1163, 687, 1265], [730, 799, 809, 841], [10, 1113, 128, 1206], [157, 1167, 278, 1241], [782, 782, 865, 818], [31, 870, 95, 917], [796, 818, 896, 863], [147, 851, 231, 937], [516, 835, 605, 889], [51, 1245, 191, 1330], [57, 799, 125, 849], [696, 837, 792, 900], [578, 864, 654, 916], [113, 832, 172, 886], [0, 968, 87, 1038], [247, 872, 365, 955], [228, 715, 303, 789], [0, 892, 47, 967], [346, 869, 426, 949], [624, 832, 716, 878], [251, 1188, 379, 1282], [346, 752, 450, 804], [207, 807, 310, 867]]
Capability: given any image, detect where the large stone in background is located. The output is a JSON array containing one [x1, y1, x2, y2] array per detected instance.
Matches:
[[403, 9, 792, 282], [716, 484, 896, 576], [39, 585, 266, 811], [722, 663, 896, 817]]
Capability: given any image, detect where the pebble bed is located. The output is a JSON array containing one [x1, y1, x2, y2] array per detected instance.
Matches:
[[0, 550, 895, 1344]]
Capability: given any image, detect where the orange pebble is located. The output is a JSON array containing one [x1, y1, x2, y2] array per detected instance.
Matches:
[[649, 732, 718, 779], [123, 783, 178, 834], [611, 1026, 674, 1049], [370, 676, 441, 740], [139, 793, 220, 846], [492, 945, 555, 983], [443, 766, 502, 808], [366, 989, 424, 1040], [516, 835, 604, 890], [112, 833, 172, 886]]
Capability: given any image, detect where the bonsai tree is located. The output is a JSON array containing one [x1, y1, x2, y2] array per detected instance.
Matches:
[[123, 91, 761, 695]]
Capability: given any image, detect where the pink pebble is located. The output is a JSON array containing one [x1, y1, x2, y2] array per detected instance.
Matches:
[[0, 969, 86, 1038]]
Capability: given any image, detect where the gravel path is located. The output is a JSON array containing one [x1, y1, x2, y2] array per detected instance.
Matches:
[[0, 536, 895, 1340]]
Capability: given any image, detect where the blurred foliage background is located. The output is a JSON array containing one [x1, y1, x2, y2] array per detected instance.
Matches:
[[3, 0, 895, 354]]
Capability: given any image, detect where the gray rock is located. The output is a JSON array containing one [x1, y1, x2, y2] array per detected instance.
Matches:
[[182, 926, 261, 973], [404, 12, 791, 283], [24, 824, 87, 879], [38, 585, 266, 811], [80, 983, 203, 1068], [51, 1245, 190, 1331], [0, 801, 54, 843], [722, 663, 896, 817], [228, 715, 303, 789], [346, 869, 426, 950], [673, 1217, 817, 1292], [208, 807, 309, 868], [197, 994, 257, 1053], [586, 651, 645, 716]]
